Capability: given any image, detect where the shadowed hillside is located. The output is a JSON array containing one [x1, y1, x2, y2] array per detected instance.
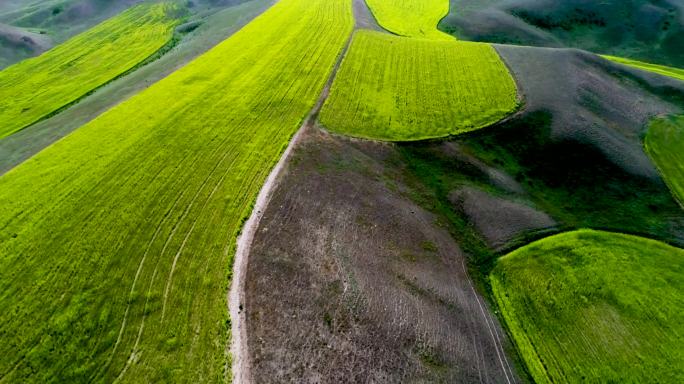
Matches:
[[441, 0, 684, 67]]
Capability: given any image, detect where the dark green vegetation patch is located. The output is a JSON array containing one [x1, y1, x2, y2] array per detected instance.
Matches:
[[646, 115, 684, 207]]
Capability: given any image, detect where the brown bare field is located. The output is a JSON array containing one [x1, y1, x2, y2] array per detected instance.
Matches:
[[244, 127, 519, 383]]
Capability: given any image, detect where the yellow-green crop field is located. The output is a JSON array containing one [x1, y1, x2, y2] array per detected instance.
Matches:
[[320, 30, 518, 141], [0, 2, 180, 139], [491, 229, 684, 383], [365, 0, 452, 40], [602, 55, 684, 82], [0, 0, 353, 381], [645, 115, 684, 207]]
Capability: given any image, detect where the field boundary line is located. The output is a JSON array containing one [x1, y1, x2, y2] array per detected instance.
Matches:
[[228, 26, 355, 384], [462, 260, 516, 384]]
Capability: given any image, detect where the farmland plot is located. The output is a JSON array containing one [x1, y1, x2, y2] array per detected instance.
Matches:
[[0, 0, 353, 382], [365, 0, 452, 40], [320, 30, 518, 141], [603, 55, 684, 82], [0, 2, 180, 139], [646, 115, 684, 207], [491, 229, 684, 383]]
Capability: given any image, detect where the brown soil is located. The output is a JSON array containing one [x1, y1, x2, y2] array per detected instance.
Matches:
[[448, 186, 556, 250], [244, 127, 519, 383]]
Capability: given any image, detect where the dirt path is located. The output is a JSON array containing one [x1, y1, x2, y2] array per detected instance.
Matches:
[[228, 23, 356, 384], [228, 126, 305, 384], [352, 0, 384, 31]]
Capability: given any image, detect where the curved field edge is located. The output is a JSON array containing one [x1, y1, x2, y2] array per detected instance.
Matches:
[[491, 229, 684, 383], [364, 0, 453, 40], [0, 0, 353, 382], [0, 2, 181, 139], [645, 115, 684, 208], [602, 55, 684, 82], [319, 30, 519, 142]]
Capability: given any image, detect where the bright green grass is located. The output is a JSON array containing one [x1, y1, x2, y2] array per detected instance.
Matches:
[[320, 30, 518, 141], [365, 0, 452, 40], [645, 115, 684, 208], [602, 55, 684, 82], [491, 229, 684, 383], [0, 2, 180, 139], [0, 0, 353, 382]]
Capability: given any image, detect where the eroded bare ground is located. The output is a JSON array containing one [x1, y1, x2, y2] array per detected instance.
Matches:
[[244, 127, 519, 383]]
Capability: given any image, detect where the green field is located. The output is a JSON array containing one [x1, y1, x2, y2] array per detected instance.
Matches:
[[646, 115, 684, 207], [491, 229, 684, 383], [0, 0, 353, 381], [603, 55, 684, 82], [365, 0, 452, 40], [320, 30, 518, 141], [0, 2, 180, 139]]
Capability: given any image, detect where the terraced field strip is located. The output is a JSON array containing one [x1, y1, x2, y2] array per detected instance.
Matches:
[[646, 115, 684, 207], [603, 55, 684, 82], [0, 0, 353, 382], [365, 0, 452, 40], [0, 2, 181, 139], [320, 30, 518, 141], [0, 0, 274, 176], [491, 229, 684, 383]]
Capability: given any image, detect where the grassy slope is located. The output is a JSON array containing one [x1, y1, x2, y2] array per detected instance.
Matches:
[[603, 55, 684, 82], [0, 0, 273, 176], [646, 115, 684, 207], [365, 0, 452, 40], [491, 229, 684, 383], [320, 30, 518, 141], [0, 0, 353, 382], [0, 2, 179, 139]]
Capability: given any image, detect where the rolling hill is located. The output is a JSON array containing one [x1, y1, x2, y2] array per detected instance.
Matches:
[[441, 0, 684, 67], [0, 0, 683, 382]]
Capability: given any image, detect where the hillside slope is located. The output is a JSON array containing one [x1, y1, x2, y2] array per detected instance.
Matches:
[[492, 230, 684, 383], [245, 126, 520, 383], [0, 0, 254, 69], [0, 0, 274, 175], [0, 0, 353, 381], [243, 42, 684, 383], [441, 0, 684, 67], [0, 2, 181, 139], [0, 22, 51, 69]]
